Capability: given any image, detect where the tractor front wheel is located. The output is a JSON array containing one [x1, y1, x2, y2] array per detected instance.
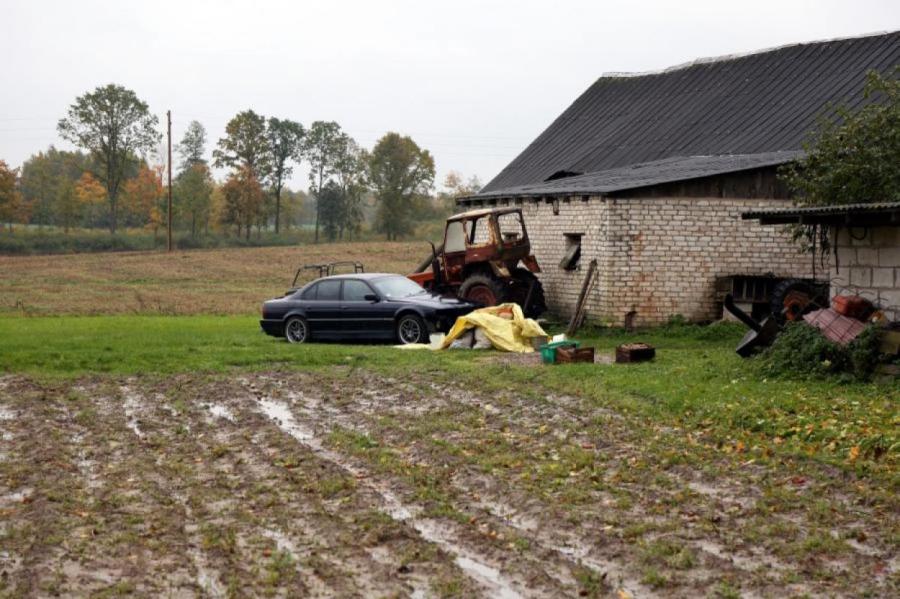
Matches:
[[459, 274, 507, 307]]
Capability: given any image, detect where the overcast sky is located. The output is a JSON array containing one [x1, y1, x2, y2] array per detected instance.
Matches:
[[3, 0, 898, 190]]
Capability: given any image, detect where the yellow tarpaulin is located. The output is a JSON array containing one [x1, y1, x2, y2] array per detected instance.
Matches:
[[440, 303, 547, 353]]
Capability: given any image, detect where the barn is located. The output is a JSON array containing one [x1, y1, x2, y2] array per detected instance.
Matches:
[[458, 32, 900, 326]]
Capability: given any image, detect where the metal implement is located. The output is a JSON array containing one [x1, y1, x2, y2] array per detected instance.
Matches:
[[724, 294, 781, 357], [292, 261, 365, 288]]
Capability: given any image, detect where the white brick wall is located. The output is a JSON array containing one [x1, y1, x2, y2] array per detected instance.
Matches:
[[831, 227, 900, 320], [520, 195, 811, 325]]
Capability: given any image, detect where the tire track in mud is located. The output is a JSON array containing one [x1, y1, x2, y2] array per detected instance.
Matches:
[[236, 377, 626, 598], [240, 371, 897, 598], [254, 394, 524, 599]]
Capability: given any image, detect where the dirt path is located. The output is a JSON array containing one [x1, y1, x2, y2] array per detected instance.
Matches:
[[0, 372, 896, 597]]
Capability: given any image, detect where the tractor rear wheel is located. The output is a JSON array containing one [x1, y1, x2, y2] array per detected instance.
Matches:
[[510, 268, 547, 318], [459, 273, 507, 307], [769, 279, 825, 324]]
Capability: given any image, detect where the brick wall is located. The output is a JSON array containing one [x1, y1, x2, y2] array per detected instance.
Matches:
[[831, 227, 900, 320], [517, 195, 811, 325]]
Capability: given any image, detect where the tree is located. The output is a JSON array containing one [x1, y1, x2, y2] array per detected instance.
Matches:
[[213, 110, 271, 179], [265, 117, 305, 234], [69, 172, 107, 233], [221, 166, 265, 239], [175, 163, 214, 237], [0, 160, 22, 233], [123, 165, 165, 240], [438, 171, 482, 215], [367, 132, 435, 240], [177, 120, 208, 172], [18, 148, 86, 228], [318, 180, 344, 241], [302, 121, 345, 243], [57, 84, 161, 234], [54, 180, 84, 233], [333, 137, 368, 240]]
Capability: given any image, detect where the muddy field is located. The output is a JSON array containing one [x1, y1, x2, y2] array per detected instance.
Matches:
[[0, 371, 896, 598]]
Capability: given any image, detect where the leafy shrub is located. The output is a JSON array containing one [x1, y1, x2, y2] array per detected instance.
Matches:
[[759, 321, 884, 380]]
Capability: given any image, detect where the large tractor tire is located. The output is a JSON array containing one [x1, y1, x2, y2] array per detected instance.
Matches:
[[459, 273, 508, 307], [510, 268, 547, 318], [769, 279, 825, 325]]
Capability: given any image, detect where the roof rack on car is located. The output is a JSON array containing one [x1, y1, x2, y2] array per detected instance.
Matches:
[[292, 261, 365, 288]]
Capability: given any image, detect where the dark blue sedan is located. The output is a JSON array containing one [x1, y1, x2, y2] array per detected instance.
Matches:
[[260, 273, 475, 344]]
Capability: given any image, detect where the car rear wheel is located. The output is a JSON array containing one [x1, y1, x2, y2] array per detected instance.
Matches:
[[397, 314, 427, 345], [284, 316, 309, 344]]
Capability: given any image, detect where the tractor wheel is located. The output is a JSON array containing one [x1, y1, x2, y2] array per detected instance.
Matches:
[[510, 268, 547, 318], [770, 279, 824, 325], [459, 273, 507, 307]]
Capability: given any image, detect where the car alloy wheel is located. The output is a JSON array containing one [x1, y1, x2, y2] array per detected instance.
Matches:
[[284, 316, 308, 344], [397, 314, 426, 345]]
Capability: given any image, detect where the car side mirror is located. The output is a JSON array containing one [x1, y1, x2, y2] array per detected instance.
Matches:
[[364, 294, 380, 302]]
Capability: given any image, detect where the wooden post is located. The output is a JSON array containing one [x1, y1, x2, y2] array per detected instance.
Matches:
[[166, 110, 173, 252]]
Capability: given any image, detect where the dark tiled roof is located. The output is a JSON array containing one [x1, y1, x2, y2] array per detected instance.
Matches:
[[481, 32, 900, 195], [470, 151, 801, 199], [743, 201, 900, 225]]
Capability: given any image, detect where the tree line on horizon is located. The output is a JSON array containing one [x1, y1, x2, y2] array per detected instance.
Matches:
[[0, 84, 483, 242]]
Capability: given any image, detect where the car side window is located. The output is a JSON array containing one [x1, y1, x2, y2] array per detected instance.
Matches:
[[301, 283, 318, 300], [315, 280, 341, 301], [342, 279, 373, 302]]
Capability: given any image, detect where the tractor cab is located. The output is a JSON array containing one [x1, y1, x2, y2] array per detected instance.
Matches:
[[408, 207, 546, 316]]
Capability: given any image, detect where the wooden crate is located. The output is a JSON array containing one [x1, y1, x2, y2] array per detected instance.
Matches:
[[555, 346, 595, 364], [615, 343, 656, 363]]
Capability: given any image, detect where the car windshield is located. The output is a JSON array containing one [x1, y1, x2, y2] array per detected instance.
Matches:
[[372, 276, 427, 299]]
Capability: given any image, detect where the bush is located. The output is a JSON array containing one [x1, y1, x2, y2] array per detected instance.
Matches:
[[759, 321, 884, 380]]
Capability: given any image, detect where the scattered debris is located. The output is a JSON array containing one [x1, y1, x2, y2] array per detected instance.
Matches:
[[724, 293, 781, 357], [615, 343, 656, 363], [803, 308, 867, 345]]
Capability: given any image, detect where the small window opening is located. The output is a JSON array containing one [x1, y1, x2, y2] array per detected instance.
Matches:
[[560, 234, 582, 271]]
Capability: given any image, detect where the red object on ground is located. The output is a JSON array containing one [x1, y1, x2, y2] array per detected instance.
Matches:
[[831, 295, 874, 320], [803, 308, 867, 345]]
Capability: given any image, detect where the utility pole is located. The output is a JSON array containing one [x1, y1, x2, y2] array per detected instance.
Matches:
[[167, 110, 173, 252]]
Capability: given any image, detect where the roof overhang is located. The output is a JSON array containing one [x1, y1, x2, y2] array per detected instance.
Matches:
[[461, 151, 801, 205], [742, 202, 900, 226]]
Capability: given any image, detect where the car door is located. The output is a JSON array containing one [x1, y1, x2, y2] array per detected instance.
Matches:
[[341, 279, 378, 338], [340, 279, 390, 339], [304, 279, 343, 338]]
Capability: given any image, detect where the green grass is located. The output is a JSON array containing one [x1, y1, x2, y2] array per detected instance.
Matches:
[[1, 315, 896, 477]]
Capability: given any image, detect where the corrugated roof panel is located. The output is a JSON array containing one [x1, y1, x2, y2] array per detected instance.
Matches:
[[480, 32, 900, 194]]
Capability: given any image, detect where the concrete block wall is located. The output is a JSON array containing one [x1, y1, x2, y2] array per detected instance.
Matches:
[[514, 196, 811, 325], [831, 227, 900, 320]]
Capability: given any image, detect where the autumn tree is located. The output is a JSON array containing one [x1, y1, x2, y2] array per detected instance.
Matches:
[[175, 163, 214, 237], [57, 84, 160, 234], [54, 180, 86, 233], [265, 117, 304, 234], [367, 133, 435, 240], [18, 148, 89, 228], [66, 172, 108, 233], [177, 120, 208, 171], [213, 110, 271, 178], [302, 121, 345, 243], [221, 166, 265, 239], [123, 165, 165, 240], [0, 160, 22, 233]]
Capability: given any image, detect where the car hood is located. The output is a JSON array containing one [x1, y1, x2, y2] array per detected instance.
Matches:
[[393, 293, 474, 310]]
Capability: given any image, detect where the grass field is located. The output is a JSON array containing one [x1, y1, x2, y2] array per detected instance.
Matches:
[[0, 242, 426, 315], [1, 244, 898, 597]]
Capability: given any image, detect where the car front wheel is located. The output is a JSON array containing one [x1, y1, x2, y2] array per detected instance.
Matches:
[[397, 314, 427, 345], [284, 316, 309, 344]]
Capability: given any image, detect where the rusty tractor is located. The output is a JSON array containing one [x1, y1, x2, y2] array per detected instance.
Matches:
[[408, 207, 547, 317]]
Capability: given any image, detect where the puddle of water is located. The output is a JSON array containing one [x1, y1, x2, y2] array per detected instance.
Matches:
[[119, 386, 144, 438], [208, 404, 235, 422], [554, 542, 650, 598], [258, 397, 524, 599]]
